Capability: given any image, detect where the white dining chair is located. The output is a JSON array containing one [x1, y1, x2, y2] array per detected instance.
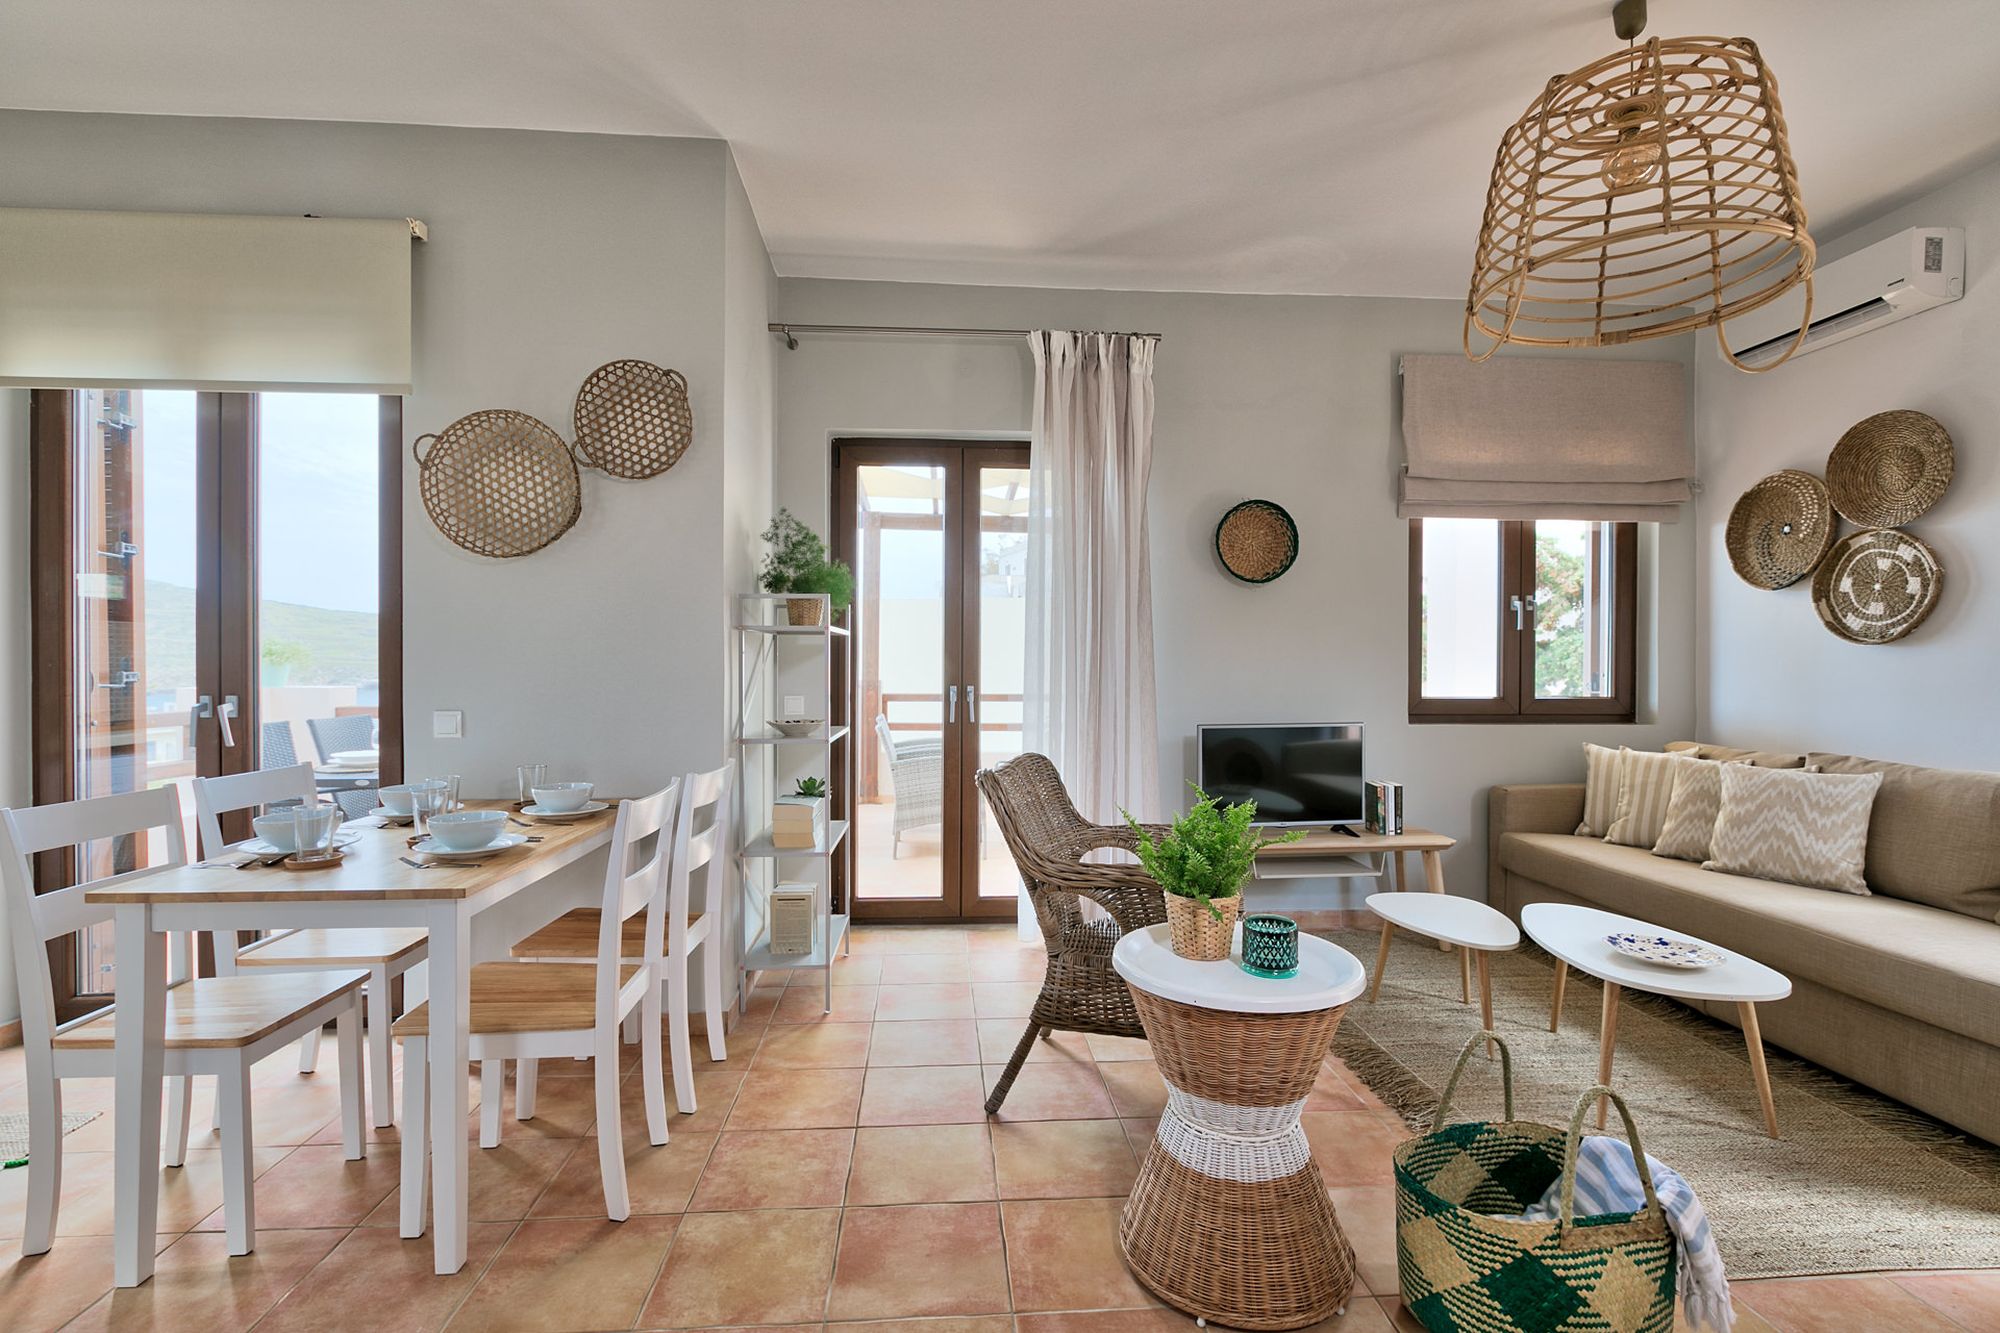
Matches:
[[510, 761, 732, 1117], [192, 764, 427, 1127], [0, 786, 369, 1258], [397, 780, 680, 1232]]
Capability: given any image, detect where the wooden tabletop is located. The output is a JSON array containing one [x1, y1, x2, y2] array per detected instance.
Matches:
[[1257, 825, 1454, 856], [84, 800, 617, 904]]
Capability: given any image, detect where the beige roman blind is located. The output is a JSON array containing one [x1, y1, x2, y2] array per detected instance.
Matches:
[[0, 208, 415, 393], [1399, 354, 1690, 521]]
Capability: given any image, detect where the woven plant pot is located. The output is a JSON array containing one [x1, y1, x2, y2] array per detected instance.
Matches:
[[1164, 892, 1240, 961], [786, 596, 825, 627]]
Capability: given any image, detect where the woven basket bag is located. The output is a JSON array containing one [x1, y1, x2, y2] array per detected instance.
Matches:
[[1393, 1034, 1677, 1333]]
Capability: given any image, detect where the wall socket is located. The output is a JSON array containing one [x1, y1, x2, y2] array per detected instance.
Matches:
[[432, 710, 464, 739], [782, 695, 806, 716]]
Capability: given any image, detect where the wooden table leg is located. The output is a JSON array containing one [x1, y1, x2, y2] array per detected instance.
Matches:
[[1476, 951, 1494, 1059], [1549, 960, 1568, 1033], [1459, 947, 1472, 1004], [1393, 850, 1408, 892], [1596, 981, 1622, 1130], [1422, 851, 1450, 951], [1739, 1002, 1781, 1139], [1368, 920, 1393, 1003]]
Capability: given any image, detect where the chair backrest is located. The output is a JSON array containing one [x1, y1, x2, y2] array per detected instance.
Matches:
[[594, 778, 682, 1024], [670, 761, 734, 953], [306, 715, 374, 764], [261, 720, 299, 770], [976, 753, 1099, 944], [874, 714, 895, 758], [191, 763, 317, 862], [0, 787, 189, 1053], [331, 787, 380, 821]]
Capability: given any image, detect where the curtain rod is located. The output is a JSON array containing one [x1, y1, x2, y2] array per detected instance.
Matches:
[[768, 322, 1162, 349]]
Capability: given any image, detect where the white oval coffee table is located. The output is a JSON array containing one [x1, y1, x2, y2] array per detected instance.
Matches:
[[1522, 903, 1792, 1138], [1365, 893, 1519, 1057]]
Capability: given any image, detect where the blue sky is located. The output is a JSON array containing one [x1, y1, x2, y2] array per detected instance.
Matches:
[[140, 391, 380, 614]]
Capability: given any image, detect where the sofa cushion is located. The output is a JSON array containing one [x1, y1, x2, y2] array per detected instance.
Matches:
[[1665, 740, 1809, 768], [1499, 831, 2000, 1049], [1704, 765, 1881, 895], [1806, 753, 2000, 921]]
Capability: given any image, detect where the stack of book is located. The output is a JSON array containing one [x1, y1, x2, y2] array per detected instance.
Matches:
[[771, 794, 829, 849], [1365, 779, 1404, 836]]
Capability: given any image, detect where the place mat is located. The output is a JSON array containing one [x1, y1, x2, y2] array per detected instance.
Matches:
[[1321, 928, 2000, 1279], [0, 1110, 99, 1162]]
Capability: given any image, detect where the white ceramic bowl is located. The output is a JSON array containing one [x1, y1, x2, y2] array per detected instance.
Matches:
[[378, 784, 418, 815], [426, 809, 508, 851], [531, 782, 594, 813], [251, 812, 300, 851], [770, 718, 823, 738]]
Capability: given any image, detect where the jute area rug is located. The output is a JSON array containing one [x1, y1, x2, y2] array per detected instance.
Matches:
[[1320, 928, 2000, 1279], [0, 1110, 99, 1161]]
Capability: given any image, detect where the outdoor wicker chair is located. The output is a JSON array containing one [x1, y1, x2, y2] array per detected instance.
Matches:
[[306, 714, 375, 764], [875, 714, 942, 857], [976, 751, 1168, 1113]]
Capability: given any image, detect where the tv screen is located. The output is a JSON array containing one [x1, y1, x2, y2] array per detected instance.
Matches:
[[1196, 723, 1364, 828]]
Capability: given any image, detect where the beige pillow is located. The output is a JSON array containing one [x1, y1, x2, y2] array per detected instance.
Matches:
[[1705, 765, 1883, 894], [1605, 748, 1685, 849], [1576, 742, 1621, 838], [1652, 758, 1725, 862]]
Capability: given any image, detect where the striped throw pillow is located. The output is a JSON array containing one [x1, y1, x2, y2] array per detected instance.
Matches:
[[1605, 748, 1685, 849], [1576, 742, 1621, 838], [1705, 765, 1883, 894]]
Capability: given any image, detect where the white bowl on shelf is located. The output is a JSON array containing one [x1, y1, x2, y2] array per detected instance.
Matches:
[[770, 718, 823, 738]]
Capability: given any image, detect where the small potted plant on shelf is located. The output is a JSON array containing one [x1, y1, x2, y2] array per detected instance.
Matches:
[[1124, 785, 1303, 961], [772, 776, 831, 850], [759, 509, 856, 626]]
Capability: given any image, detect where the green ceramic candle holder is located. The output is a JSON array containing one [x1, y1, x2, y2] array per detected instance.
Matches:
[[1239, 912, 1300, 979]]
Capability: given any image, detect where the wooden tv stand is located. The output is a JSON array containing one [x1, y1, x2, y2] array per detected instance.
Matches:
[[1253, 826, 1460, 959]]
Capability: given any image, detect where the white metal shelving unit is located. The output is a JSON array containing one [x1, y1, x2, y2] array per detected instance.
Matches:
[[733, 592, 852, 1013]]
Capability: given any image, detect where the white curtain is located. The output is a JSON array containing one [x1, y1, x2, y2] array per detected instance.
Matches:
[[1020, 331, 1162, 934]]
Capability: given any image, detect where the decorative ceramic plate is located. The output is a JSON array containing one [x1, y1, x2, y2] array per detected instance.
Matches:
[[1606, 932, 1726, 969]]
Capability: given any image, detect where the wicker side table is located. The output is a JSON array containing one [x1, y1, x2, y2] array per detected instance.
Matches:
[[1112, 923, 1368, 1330]]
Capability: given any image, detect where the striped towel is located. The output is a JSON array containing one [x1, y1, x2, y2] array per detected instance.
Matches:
[[1514, 1135, 1732, 1332]]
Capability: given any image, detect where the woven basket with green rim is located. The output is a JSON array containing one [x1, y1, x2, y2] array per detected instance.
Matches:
[[1393, 1034, 1677, 1333]]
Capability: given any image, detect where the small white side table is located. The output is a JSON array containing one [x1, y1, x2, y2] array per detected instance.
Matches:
[[1112, 923, 1367, 1329], [1523, 903, 1793, 1138], [1364, 892, 1520, 1056]]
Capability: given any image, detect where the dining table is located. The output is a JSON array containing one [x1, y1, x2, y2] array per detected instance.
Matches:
[[84, 798, 618, 1287]]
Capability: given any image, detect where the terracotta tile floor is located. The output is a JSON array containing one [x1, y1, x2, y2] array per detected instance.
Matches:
[[2, 922, 1996, 1332]]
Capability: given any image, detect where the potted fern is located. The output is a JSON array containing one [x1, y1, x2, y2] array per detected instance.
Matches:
[[1124, 785, 1303, 961], [759, 509, 856, 626]]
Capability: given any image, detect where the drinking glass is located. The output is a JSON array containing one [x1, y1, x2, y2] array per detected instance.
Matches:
[[409, 779, 450, 838], [517, 764, 548, 804], [442, 774, 463, 813], [291, 803, 342, 864]]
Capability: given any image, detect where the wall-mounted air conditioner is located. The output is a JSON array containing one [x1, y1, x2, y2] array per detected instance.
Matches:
[[1723, 226, 1964, 370]]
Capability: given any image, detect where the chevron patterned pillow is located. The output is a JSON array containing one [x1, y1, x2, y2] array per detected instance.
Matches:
[[1705, 764, 1883, 894]]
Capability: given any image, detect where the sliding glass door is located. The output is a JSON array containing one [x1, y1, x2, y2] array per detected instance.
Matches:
[[832, 439, 1028, 921], [30, 389, 401, 1016]]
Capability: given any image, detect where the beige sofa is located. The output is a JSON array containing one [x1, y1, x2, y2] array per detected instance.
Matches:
[[1489, 742, 2000, 1145]]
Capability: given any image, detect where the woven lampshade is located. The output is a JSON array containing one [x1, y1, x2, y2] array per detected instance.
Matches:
[[1466, 34, 1815, 371]]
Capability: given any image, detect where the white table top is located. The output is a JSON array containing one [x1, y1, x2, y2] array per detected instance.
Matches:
[[1113, 922, 1366, 1014], [1366, 892, 1520, 951], [1522, 903, 1792, 1004]]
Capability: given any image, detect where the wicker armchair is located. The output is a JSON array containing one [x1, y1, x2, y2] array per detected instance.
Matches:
[[976, 752, 1168, 1113], [875, 714, 942, 857]]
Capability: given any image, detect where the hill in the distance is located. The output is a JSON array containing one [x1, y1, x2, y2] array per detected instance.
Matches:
[[142, 580, 378, 690]]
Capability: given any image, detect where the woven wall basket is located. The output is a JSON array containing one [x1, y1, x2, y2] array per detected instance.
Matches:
[[1812, 528, 1943, 645], [413, 409, 582, 558], [573, 360, 695, 479], [1216, 499, 1298, 583], [1724, 469, 1836, 590], [1825, 410, 1954, 527]]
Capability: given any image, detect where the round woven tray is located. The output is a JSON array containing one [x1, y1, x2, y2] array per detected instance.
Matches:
[[1724, 469, 1836, 590], [573, 360, 694, 479], [413, 410, 582, 559], [1216, 499, 1298, 583], [1826, 410, 1953, 527], [1812, 528, 1943, 645]]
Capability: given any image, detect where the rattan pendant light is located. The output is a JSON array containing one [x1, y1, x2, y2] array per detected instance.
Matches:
[[1465, 0, 1816, 371]]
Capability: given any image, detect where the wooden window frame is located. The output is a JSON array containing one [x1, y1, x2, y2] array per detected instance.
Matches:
[[1408, 518, 1636, 725]]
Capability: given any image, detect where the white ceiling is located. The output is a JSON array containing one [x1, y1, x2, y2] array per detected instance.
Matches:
[[5, 1, 1998, 298]]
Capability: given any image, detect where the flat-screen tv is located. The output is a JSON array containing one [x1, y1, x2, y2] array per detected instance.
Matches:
[[1196, 723, 1365, 829]]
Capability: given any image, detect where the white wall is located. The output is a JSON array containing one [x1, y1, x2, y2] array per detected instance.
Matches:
[[772, 279, 1700, 901], [1693, 156, 2000, 769]]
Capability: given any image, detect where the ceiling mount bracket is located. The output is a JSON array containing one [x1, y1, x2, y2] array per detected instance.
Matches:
[[1612, 0, 1647, 41]]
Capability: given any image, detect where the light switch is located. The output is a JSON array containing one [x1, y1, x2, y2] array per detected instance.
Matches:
[[782, 695, 807, 716], [432, 710, 464, 739]]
